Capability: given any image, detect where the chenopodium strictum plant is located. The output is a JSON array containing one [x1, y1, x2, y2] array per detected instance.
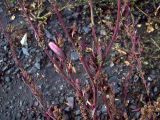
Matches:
[[45, 0, 123, 119], [45, 1, 122, 120]]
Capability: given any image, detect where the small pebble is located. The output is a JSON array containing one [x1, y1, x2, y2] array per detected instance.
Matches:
[[20, 33, 28, 46], [154, 87, 158, 93], [34, 62, 40, 69], [75, 110, 81, 116], [5, 77, 11, 82], [34, 101, 39, 106], [19, 86, 22, 90], [45, 29, 53, 39], [100, 29, 107, 36], [101, 105, 107, 113], [147, 77, 152, 82], [71, 51, 79, 61], [66, 97, 74, 109], [22, 47, 29, 56], [83, 26, 90, 34]]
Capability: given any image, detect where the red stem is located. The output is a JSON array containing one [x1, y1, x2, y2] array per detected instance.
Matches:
[[44, 49, 76, 88], [52, 1, 98, 117], [104, 0, 121, 61], [51, 2, 73, 43], [94, 0, 121, 76], [80, 56, 97, 108], [102, 95, 114, 120]]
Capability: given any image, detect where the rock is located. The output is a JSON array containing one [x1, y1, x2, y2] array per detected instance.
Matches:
[[75, 110, 81, 116], [60, 85, 63, 90], [105, 15, 110, 20], [71, 51, 79, 61], [34, 101, 39, 106], [34, 62, 40, 70], [151, 70, 156, 75], [64, 107, 70, 112], [83, 26, 90, 34], [150, 74, 156, 79], [7, 86, 11, 90], [101, 105, 107, 113], [3, 45, 7, 51], [9, 105, 14, 109], [154, 87, 158, 93], [13, 68, 20, 74], [44, 29, 54, 40], [2, 66, 9, 72], [20, 33, 28, 46], [147, 77, 152, 82], [72, 13, 79, 18], [19, 86, 22, 90], [134, 75, 139, 82], [5, 77, 11, 82], [110, 62, 114, 67], [66, 97, 74, 109], [22, 47, 29, 56], [100, 29, 107, 36], [104, 67, 112, 76], [115, 99, 123, 108], [23, 101, 28, 107], [28, 67, 37, 73]]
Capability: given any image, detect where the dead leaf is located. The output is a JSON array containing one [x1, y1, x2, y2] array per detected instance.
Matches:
[[68, 62, 76, 74], [117, 49, 127, 55], [124, 61, 130, 66], [146, 21, 154, 33], [147, 25, 154, 33], [85, 47, 93, 53], [71, 22, 77, 38]]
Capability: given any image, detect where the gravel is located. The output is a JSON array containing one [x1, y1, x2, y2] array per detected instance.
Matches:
[[5, 77, 11, 83], [83, 26, 91, 34], [71, 51, 79, 61], [100, 29, 107, 36], [66, 97, 74, 109], [22, 47, 29, 56]]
